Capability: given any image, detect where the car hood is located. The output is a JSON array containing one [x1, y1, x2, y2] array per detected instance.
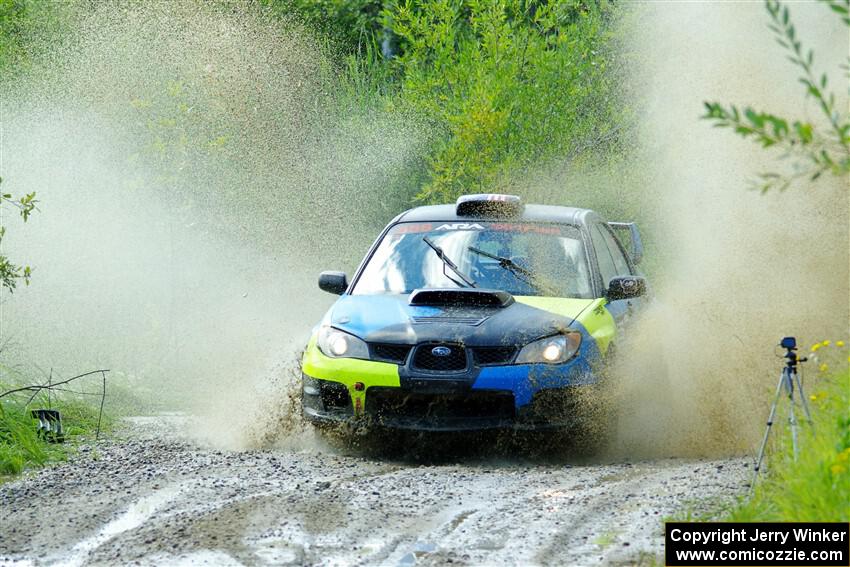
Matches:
[[328, 292, 595, 346]]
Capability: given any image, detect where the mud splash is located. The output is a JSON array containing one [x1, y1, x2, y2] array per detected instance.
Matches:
[[0, 2, 430, 449], [607, 3, 849, 457]]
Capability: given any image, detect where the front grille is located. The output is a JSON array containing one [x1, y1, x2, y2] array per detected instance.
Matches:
[[366, 387, 515, 421], [472, 346, 517, 366], [320, 380, 352, 410], [370, 343, 413, 364], [411, 316, 488, 326], [412, 344, 467, 372]]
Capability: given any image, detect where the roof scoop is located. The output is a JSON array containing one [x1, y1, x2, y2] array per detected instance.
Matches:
[[409, 288, 514, 308]]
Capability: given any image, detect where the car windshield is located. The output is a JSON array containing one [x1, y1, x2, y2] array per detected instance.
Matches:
[[352, 221, 593, 298]]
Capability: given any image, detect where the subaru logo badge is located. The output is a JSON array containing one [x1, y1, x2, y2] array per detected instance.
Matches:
[[431, 346, 452, 357]]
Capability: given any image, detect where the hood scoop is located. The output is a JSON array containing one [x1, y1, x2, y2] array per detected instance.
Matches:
[[408, 288, 514, 308]]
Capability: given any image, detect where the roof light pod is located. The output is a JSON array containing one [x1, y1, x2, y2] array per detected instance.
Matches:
[[456, 194, 523, 218]]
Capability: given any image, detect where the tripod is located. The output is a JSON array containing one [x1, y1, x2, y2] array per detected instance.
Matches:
[[753, 337, 814, 485]]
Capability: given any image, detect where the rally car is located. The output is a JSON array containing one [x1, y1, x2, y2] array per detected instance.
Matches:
[[301, 194, 646, 432]]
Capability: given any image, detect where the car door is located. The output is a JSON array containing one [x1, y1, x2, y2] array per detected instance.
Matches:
[[591, 223, 640, 326]]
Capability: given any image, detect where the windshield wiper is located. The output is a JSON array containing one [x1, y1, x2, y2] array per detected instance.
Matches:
[[423, 236, 476, 288], [468, 246, 559, 296]]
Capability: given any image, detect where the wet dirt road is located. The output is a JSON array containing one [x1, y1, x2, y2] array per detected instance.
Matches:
[[1, 418, 749, 566]]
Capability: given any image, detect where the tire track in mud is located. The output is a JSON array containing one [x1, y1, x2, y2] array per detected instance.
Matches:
[[532, 461, 744, 565], [0, 418, 749, 566]]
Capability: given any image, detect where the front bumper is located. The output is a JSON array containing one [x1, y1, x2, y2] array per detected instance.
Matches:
[[302, 374, 598, 431], [301, 333, 603, 431]]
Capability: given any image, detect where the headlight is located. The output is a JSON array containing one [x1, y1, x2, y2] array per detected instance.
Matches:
[[515, 333, 581, 365], [317, 326, 369, 359]]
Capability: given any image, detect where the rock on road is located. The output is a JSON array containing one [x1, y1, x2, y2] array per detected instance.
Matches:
[[0, 418, 749, 566]]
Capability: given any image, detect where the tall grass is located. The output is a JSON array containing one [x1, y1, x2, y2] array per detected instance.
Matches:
[[728, 365, 850, 521], [0, 398, 66, 476], [0, 378, 121, 478]]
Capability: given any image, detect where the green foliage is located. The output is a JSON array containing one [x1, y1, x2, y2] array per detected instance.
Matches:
[[728, 371, 850, 521], [0, 376, 116, 478], [0, 177, 37, 293], [0, 397, 63, 477], [384, 0, 621, 204], [0, 1, 44, 293], [822, 0, 850, 25], [703, 0, 850, 192], [253, 1, 627, 212], [0, 0, 30, 69], [1, 0, 626, 243], [0, 0, 71, 72], [261, 0, 385, 55]]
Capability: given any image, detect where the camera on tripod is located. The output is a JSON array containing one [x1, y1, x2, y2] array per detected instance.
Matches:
[[753, 336, 814, 485], [780, 336, 807, 367]]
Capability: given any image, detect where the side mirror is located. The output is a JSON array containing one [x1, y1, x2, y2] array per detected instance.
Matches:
[[607, 276, 646, 300], [318, 271, 348, 295]]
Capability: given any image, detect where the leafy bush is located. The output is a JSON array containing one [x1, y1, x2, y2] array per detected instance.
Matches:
[[0, 0, 71, 72], [262, 0, 385, 55], [0, 178, 38, 293], [259, 1, 628, 208], [383, 0, 622, 203]]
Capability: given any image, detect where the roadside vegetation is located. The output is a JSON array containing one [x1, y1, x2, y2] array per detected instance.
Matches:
[[1, 0, 630, 267], [668, 359, 849, 522], [0, 176, 38, 292], [0, 383, 110, 477], [0, 368, 157, 478], [246, 0, 625, 206], [0, 397, 66, 476]]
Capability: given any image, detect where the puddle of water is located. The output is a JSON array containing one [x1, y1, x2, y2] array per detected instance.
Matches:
[[145, 550, 244, 566], [55, 484, 182, 567], [397, 540, 439, 566], [412, 541, 437, 554], [251, 535, 304, 565]]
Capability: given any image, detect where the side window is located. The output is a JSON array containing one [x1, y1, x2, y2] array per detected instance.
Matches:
[[591, 225, 618, 289], [600, 226, 632, 276]]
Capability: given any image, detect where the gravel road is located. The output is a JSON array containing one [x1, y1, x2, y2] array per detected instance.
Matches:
[[1, 417, 750, 566]]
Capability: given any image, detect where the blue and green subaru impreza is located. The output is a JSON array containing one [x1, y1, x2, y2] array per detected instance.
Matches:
[[301, 194, 646, 432]]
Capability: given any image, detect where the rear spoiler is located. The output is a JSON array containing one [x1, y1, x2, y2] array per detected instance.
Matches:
[[607, 222, 644, 266]]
